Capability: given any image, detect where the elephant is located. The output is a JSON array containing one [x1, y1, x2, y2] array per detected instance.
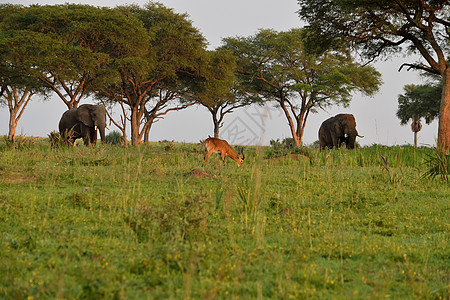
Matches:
[[59, 104, 107, 146], [318, 113, 363, 149]]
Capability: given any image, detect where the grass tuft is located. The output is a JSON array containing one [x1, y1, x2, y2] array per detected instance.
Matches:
[[423, 147, 449, 182]]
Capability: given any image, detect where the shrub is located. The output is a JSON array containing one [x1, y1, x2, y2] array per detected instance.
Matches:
[[269, 138, 295, 150], [48, 131, 64, 148], [3, 135, 39, 150], [423, 147, 449, 182], [267, 138, 311, 159], [105, 131, 124, 145]]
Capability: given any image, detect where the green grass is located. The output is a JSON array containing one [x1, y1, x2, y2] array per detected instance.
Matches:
[[0, 138, 448, 299]]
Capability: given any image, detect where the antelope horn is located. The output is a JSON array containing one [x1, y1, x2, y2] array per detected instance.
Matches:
[[240, 147, 245, 159]]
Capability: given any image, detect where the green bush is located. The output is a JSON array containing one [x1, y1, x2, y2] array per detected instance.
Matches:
[[105, 131, 124, 145], [424, 147, 449, 182]]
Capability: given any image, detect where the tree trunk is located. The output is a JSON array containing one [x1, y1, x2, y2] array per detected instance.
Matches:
[[295, 119, 304, 146], [414, 131, 417, 148], [213, 123, 220, 138], [130, 107, 140, 145], [295, 110, 310, 147], [287, 115, 301, 146], [143, 121, 154, 143], [210, 108, 221, 138], [122, 131, 128, 148], [143, 126, 150, 143], [8, 110, 17, 142], [279, 99, 301, 146], [438, 68, 450, 151], [4, 87, 33, 142]]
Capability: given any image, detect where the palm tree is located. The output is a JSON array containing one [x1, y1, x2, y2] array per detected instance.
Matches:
[[410, 119, 423, 148], [397, 84, 441, 148]]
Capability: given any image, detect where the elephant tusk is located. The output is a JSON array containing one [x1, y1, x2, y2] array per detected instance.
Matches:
[[95, 125, 98, 131], [106, 125, 110, 130]]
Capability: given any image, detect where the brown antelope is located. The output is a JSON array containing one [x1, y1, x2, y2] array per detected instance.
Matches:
[[203, 137, 245, 167]]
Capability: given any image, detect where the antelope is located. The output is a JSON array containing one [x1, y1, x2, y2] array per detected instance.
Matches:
[[203, 137, 245, 167]]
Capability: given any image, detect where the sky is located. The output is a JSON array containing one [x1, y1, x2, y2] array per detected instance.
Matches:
[[0, 0, 438, 146]]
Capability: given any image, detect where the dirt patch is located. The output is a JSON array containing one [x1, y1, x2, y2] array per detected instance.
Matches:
[[2, 172, 35, 183], [190, 169, 211, 178], [277, 209, 294, 215], [291, 154, 309, 161]]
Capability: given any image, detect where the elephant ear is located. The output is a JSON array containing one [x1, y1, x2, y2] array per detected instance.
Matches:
[[339, 117, 349, 133], [334, 119, 343, 135], [76, 105, 94, 127]]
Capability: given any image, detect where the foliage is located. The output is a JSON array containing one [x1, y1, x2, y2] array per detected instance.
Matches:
[[298, 0, 450, 66], [397, 83, 441, 125], [423, 147, 449, 182], [191, 50, 255, 137], [1, 134, 39, 150], [0, 5, 51, 141], [105, 131, 124, 146], [96, 3, 206, 145], [0, 4, 147, 109], [269, 138, 295, 150], [396, 80, 442, 147], [221, 28, 381, 146], [0, 142, 448, 298], [48, 130, 64, 148], [298, 0, 450, 150]]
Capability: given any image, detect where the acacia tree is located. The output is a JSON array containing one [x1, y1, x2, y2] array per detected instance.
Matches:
[[222, 29, 381, 146], [0, 87, 42, 142], [397, 83, 441, 147], [97, 3, 206, 145], [2, 4, 146, 109], [0, 6, 48, 141], [191, 50, 255, 138], [298, 0, 450, 150]]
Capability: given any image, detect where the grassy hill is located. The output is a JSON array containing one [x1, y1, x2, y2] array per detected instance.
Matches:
[[0, 138, 448, 299]]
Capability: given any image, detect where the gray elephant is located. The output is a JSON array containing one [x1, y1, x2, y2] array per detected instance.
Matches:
[[59, 104, 107, 146], [318, 113, 363, 149]]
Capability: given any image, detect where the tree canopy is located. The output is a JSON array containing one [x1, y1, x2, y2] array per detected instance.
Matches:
[[97, 3, 206, 145], [0, 4, 50, 141], [0, 4, 148, 109], [298, 0, 450, 150], [190, 50, 256, 138], [397, 83, 441, 125], [222, 28, 381, 146]]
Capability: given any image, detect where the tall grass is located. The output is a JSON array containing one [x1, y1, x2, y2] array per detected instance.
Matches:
[[0, 138, 448, 299]]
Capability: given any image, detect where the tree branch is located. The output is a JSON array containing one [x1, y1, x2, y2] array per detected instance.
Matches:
[[398, 63, 441, 75]]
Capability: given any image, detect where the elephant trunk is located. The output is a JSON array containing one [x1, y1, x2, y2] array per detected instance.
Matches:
[[95, 105, 107, 143], [346, 128, 358, 149], [94, 118, 106, 143], [98, 126, 106, 143]]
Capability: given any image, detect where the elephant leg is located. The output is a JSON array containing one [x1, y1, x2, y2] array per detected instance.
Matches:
[[79, 125, 90, 146], [90, 129, 97, 146], [331, 135, 339, 148], [319, 139, 326, 150]]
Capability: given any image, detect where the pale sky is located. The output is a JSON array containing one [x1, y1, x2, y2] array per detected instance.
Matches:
[[0, 0, 437, 146]]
